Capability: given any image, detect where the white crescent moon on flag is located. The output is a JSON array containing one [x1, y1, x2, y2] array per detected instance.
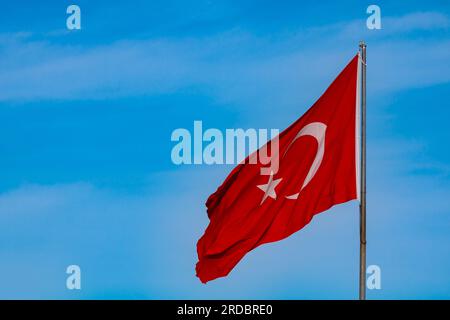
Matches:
[[284, 122, 327, 200]]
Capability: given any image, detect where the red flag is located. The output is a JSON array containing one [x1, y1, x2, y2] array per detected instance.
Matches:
[[196, 54, 361, 283]]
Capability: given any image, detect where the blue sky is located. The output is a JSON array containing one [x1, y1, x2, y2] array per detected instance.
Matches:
[[0, 0, 449, 299]]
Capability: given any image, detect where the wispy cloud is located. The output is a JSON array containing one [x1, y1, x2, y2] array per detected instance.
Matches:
[[383, 11, 450, 33], [331, 11, 450, 39], [0, 11, 449, 108]]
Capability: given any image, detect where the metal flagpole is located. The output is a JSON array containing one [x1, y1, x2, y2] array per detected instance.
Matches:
[[358, 41, 367, 300]]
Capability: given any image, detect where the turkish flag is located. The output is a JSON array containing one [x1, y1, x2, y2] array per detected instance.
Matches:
[[196, 54, 361, 283]]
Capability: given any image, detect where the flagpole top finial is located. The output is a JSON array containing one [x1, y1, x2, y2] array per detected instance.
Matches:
[[359, 40, 366, 48]]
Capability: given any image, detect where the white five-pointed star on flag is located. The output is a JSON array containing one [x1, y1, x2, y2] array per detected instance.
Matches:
[[257, 172, 282, 205]]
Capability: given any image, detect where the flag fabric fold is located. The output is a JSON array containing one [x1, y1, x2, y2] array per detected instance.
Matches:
[[196, 54, 361, 283]]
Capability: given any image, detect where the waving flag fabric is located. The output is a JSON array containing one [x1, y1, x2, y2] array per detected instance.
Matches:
[[196, 54, 361, 283]]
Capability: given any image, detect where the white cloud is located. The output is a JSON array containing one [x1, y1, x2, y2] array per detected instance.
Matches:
[[383, 11, 450, 33], [0, 11, 448, 109]]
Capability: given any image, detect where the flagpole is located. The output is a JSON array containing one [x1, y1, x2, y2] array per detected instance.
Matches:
[[358, 41, 367, 300]]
